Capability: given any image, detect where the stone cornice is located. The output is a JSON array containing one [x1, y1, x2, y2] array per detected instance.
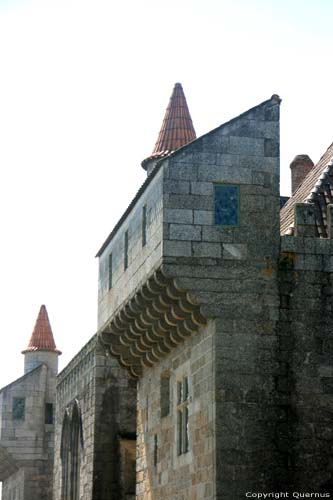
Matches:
[[98, 268, 206, 378]]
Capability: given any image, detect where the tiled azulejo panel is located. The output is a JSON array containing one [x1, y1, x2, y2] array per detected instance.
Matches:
[[214, 184, 239, 226]]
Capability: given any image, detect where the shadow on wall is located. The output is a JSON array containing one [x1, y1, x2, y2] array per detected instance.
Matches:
[[93, 380, 136, 500]]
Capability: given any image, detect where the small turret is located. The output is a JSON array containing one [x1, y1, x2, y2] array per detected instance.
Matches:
[[22, 305, 61, 375], [141, 82, 196, 175]]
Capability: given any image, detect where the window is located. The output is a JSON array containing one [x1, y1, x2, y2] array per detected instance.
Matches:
[[12, 397, 25, 420], [154, 434, 158, 467], [124, 231, 129, 270], [45, 403, 53, 424], [142, 205, 147, 247], [61, 402, 83, 500], [177, 377, 189, 455], [214, 184, 239, 226], [108, 253, 113, 290], [160, 374, 170, 418]]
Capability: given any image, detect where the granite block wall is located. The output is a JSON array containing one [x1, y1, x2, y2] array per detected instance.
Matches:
[[0, 364, 56, 500], [137, 321, 216, 500], [97, 167, 164, 329], [54, 335, 136, 500], [278, 208, 333, 493], [159, 96, 281, 499]]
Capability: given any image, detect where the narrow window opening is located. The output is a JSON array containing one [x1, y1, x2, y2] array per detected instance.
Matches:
[[45, 403, 53, 424], [142, 205, 147, 247], [108, 253, 113, 290], [154, 434, 158, 467], [176, 377, 190, 455], [160, 374, 170, 418], [124, 231, 129, 270]]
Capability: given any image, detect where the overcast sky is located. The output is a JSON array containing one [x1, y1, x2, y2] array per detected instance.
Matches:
[[0, 0, 332, 392]]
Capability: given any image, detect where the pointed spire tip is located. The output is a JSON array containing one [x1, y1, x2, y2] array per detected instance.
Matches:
[[22, 305, 61, 355]]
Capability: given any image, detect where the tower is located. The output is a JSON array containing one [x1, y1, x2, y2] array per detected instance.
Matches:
[[141, 82, 196, 175], [0, 305, 61, 499]]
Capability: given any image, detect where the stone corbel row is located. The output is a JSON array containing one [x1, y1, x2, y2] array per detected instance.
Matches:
[[99, 269, 206, 378]]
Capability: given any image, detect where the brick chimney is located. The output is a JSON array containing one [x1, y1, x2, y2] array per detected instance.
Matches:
[[290, 154, 314, 194]]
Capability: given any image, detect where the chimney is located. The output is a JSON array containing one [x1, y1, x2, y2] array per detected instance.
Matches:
[[290, 154, 314, 194]]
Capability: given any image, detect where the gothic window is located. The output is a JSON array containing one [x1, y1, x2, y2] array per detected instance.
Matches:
[[177, 376, 190, 455], [12, 397, 25, 420], [60, 411, 71, 500], [70, 403, 81, 500], [214, 184, 239, 226], [61, 401, 83, 500]]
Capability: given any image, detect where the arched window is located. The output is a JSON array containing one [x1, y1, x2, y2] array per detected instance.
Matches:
[[70, 402, 81, 500], [60, 402, 83, 500], [60, 411, 71, 500]]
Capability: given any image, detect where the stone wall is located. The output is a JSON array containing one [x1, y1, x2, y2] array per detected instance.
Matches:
[[97, 167, 164, 329], [137, 321, 216, 500], [159, 96, 281, 499], [0, 364, 56, 500], [278, 204, 333, 492], [54, 334, 136, 500], [97, 96, 282, 499]]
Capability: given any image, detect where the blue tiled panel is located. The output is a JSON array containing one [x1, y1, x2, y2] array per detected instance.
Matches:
[[214, 185, 239, 226]]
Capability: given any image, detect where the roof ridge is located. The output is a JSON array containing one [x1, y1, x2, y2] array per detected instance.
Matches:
[[280, 142, 333, 235]]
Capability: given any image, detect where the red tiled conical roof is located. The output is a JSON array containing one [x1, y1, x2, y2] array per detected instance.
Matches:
[[22, 305, 61, 354], [142, 83, 196, 169]]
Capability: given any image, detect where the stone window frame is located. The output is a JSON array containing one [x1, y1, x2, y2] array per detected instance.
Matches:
[[176, 376, 190, 456], [173, 361, 192, 466], [60, 400, 84, 500]]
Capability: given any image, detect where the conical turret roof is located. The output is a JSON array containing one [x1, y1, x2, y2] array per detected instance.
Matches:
[[22, 305, 61, 354], [142, 83, 196, 169]]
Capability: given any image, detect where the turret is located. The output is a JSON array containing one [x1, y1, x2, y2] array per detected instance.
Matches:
[[22, 305, 61, 375], [141, 82, 196, 175]]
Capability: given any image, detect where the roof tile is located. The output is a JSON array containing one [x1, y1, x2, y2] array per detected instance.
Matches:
[[281, 143, 333, 235], [142, 83, 196, 167], [22, 305, 61, 354]]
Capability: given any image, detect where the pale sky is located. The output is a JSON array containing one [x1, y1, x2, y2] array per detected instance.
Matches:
[[0, 0, 332, 391]]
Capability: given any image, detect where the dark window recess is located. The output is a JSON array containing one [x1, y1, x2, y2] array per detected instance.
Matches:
[[214, 184, 239, 226], [13, 397, 25, 420], [142, 205, 147, 247], [124, 231, 129, 270], [177, 377, 190, 455], [108, 253, 113, 290], [160, 375, 170, 418], [45, 403, 53, 424], [154, 434, 158, 467]]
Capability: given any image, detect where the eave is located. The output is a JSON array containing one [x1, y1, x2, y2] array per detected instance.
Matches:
[[98, 268, 206, 378]]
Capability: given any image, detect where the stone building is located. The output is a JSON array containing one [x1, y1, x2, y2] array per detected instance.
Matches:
[[53, 334, 136, 500], [96, 83, 333, 499], [3, 83, 333, 499], [0, 305, 60, 500]]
